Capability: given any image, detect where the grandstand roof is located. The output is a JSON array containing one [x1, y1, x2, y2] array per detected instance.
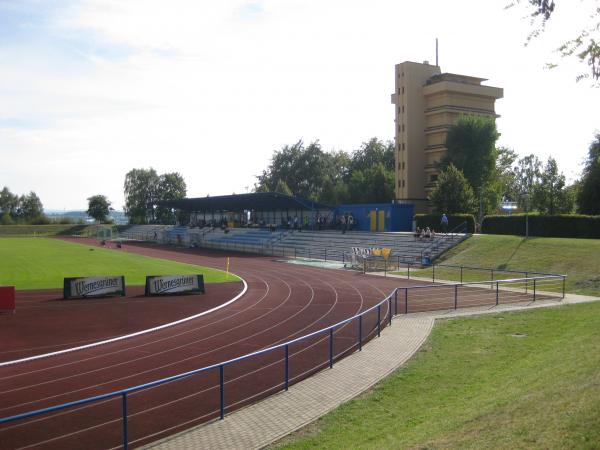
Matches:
[[163, 192, 331, 212]]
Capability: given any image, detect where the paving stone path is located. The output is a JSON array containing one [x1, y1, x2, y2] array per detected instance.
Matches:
[[144, 292, 598, 450]]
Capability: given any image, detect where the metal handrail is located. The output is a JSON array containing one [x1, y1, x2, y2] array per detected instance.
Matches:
[[0, 272, 566, 449], [420, 221, 468, 261]]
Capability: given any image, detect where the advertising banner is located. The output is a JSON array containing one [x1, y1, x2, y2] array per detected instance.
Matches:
[[145, 275, 205, 296], [63, 276, 126, 299]]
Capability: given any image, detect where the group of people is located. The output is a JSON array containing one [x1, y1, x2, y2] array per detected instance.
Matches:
[[414, 214, 449, 240], [338, 213, 356, 234]]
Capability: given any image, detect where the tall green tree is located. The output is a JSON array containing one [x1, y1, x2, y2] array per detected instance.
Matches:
[[429, 164, 477, 214], [124, 168, 159, 224], [155, 172, 187, 224], [87, 195, 111, 223], [577, 133, 600, 214], [514, 154, 542, 208], [347, 163, 395, 204], [0, 187, 19, 218], [443, 115, 500, 194], [495, 147, 519, 201], [16, 192, 44, 222], [532, 157, 574, 214]]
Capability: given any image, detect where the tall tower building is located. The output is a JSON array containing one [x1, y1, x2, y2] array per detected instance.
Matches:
[[390, 61, 503, 211]]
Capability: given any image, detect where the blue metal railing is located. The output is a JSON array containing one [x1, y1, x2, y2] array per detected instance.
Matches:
[[0, 272, 566, 449]]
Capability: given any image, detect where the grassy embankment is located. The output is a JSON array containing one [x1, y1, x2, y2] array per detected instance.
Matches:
[[278, 301, 600, 450], [395, 235, 600, 297], [0, 237, 238, 290]]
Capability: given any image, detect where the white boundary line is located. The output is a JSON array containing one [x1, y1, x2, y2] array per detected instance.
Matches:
[[0, 277, 248, 368]]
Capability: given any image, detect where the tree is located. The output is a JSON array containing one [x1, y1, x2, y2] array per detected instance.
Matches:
[[514, 154, 542, 207], [532, 157, 574, 213], [443, 115, 500, 194], [577, 133, 600, 214], [495, 147, 520, 201], [124, 168, 159, 224], [155, 172, 187, 224], [429, 164, 477, 214], [87, 195, 111, 223], [509, 0, 600, 83], [0, 187, 18, 218], [16, 192, 44, 222], [347, 163, 395, 204]]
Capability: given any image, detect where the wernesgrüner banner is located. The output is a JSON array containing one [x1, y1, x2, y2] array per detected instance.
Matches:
[[63, 276, 126, 299], [145, 275, 205, 296]]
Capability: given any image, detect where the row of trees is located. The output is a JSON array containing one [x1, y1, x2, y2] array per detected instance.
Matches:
[[123, 168, 187, 224], [429, 116, 598, 216], [255, 138, 394, 205], [0, 187, 45, 225]]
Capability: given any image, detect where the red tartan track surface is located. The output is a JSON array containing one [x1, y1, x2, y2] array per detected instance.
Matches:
[[0, 239, 548, 449]]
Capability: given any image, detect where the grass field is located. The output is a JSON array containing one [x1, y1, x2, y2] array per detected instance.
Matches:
[[0, 238, 238, 290], [393, 235, 600, 297], [277, 301, 600, 449]]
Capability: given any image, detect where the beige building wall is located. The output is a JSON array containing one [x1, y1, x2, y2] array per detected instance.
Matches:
[[391, 62, 503, 211]]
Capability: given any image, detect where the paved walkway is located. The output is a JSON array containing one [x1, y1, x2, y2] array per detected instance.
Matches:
[[144, 292, 599, 450]]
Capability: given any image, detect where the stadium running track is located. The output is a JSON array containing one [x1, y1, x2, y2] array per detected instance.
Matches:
[[0, 239, 550, 449]]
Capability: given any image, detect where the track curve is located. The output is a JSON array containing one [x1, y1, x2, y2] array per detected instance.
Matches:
[[0, 242, 427, 449]]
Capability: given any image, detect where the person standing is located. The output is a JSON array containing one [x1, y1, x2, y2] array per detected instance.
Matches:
[[440, 213, 449, 234]]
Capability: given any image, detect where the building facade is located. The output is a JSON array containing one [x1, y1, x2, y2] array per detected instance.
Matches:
[[390, 61, 503, 211]]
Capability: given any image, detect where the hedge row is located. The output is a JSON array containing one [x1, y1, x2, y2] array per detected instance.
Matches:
[[481, 214, 600, 239], [0, 224, 92, 237], [414, 214, 476, 234]]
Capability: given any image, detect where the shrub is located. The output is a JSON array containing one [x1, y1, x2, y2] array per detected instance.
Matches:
[[481, 214, 600, 238], [414, 214, 476, 233]]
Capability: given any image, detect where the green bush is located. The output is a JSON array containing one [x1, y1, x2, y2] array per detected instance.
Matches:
[[481, 214, 600, 238], [414, 214, 475, 233]]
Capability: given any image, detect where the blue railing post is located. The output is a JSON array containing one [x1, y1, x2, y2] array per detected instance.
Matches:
[[219, 365, 225, 419], [394, 289, 398, 316], [533, 279, 537, 301], [525, 271, 529, 293], [122, 392, 128, 450], [407, 262, 410, 279], [388, 297, 392, 325], [562, 276, 566, 299], [405, 288, 408, 314], [377, 305, 381, 337], [329, 328, 334, 368], [454, 284, 458, 310], [460, 266, 463, 284], [496, 282, 499, 305], [432, 264, 435, 283], [284, 344, 289, 391], [358, 316, 362, 351]]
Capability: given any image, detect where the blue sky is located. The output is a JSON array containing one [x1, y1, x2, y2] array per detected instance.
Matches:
[[1, 0, 599, 210]]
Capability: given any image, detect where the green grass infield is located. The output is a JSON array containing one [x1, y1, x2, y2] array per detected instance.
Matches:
[[0, 238, 239, 290], [278, 302, 600, 449]]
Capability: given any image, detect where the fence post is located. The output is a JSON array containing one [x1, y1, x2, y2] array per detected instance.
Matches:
[[405, 288, 408, 314], [562, 276, 566, 299], [533, 279, 537, 301], [525, 271, 529, 293], [122, 393, 128, 450], [432, 264, 435, 283], [284, 344, 289, 391], [460, 266, 463, 284], [377, 305, 381, 337], [394, 289, 398, 316], [496, 282, 499, 306], [219, 365, 225, 419], [388, 297, 393, 325], [329, 328, 334, 368], [358, 316, 363, 351], [454, 284, 458, 310]]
